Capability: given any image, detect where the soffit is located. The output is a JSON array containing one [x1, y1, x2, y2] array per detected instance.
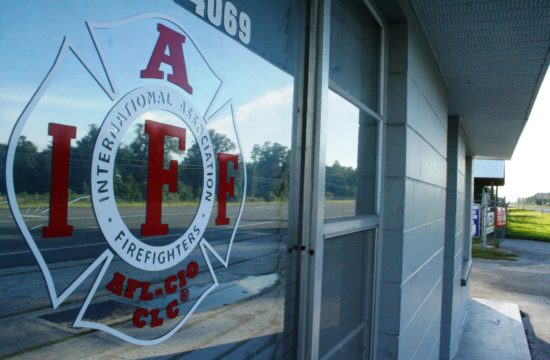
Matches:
[[410, 0, 550, 159]]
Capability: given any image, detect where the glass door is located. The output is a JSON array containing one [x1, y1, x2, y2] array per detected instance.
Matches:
[[0, 1, 308, 358], [297, 0, 385, 358]]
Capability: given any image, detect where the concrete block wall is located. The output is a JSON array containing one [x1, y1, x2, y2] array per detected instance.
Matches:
[[378, 4, 448, 358], [440, 117, 471, 359]]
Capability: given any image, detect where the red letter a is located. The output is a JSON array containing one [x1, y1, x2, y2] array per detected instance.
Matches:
[[140, 23, 193, 94]]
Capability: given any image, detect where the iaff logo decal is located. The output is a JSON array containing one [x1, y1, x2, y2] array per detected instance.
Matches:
[[5, 14, 246, 345]]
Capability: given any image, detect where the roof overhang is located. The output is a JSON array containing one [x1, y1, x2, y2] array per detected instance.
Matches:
[[473, 159, 505, 186], [410, 1, 550, 159]]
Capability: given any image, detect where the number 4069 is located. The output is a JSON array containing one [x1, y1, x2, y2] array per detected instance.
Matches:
[[190, 0, 251, 45]]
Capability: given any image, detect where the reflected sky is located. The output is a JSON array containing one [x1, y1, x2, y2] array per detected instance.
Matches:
[[0, 0, 294, 160], [325, 89, 359, 169]]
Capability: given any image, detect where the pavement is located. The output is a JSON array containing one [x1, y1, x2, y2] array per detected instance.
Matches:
[[0, 230, 290, 358], [0, 201, 358, 358], [0, 202, 296, 358], [464, 239, 550, 360]]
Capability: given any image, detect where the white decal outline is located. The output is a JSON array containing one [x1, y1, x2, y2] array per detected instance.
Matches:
[[91, 85, 215, 271], [73, 239, 218, 346], [86, 13, 230, 122], [6, 13, 247, 345], [201, 103, 246, 266], [6, 38, 116, 309]]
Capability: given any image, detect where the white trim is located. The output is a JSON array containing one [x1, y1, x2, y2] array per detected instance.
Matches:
[[323, 215, 379, 239]]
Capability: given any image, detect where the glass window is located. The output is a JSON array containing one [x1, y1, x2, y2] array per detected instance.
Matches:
[[319, 230, 375, 359], [324, 90, 378, 219], [319, 0, 383, 358], [324, 0, 382, 221], [0, 1, 305, 358], [329, 0, 381, 112]]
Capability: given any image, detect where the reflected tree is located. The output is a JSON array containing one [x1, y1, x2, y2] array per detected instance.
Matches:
[[325, 160, 356, 199], [71, 124, 98, 194], [249, 142, 290, 201], [4, 131, 360, 204], [182, 129, 236, 199], [12, 137, 51, 195]]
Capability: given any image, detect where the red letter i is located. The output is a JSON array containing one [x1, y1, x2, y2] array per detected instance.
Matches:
[[42, 123, 76, 238]]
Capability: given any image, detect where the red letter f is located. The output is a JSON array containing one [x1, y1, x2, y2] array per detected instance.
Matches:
[[216, 153, 239, 226], [141, 120, 186, 237]]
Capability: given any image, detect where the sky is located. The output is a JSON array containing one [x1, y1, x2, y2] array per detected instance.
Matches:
[[3, 0, 543, 203], [0, 0, 358, 171], [500, 72, 550, 202]]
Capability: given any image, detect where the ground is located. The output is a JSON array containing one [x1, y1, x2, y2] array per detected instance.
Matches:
[[470, 239, 550, 360]]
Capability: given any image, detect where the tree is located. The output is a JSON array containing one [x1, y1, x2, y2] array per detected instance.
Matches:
[[12, 136, 52, 194], [325, 161, 356, 198], [70, 124, 99, 194], [248, 142, 290, 200], [181, 130, 236, 198], [114, 122, 195, 201], [115, 124, 149, 201]]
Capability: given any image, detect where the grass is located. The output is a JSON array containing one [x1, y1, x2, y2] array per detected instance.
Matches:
[[506, 209, 550, 242], [472, 245, 517, 261]]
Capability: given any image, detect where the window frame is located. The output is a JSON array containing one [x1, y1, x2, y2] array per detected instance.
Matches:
[[294, 0, 387, 358]]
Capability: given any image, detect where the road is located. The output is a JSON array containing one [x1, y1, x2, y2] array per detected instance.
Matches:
[[0, 203, 288, 269], [0, 201, 356, 269], [0, 200, 356, 358]]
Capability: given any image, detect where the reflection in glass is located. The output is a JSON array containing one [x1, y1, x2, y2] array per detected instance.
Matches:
[[0, 0, 305, 357], [319, 230, 375, 359], [330, 0, 381, 112], [325, 0, 381, 222], [324, 90, 378, 220]]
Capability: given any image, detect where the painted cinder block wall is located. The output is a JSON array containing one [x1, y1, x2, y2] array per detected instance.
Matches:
[[440, 117, 471, 359], [377, 2, 458, 359]]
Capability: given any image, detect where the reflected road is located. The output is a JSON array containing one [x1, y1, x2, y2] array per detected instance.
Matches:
[[0, 201, 355, 269]]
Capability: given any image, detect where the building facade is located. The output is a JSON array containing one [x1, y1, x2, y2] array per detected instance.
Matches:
[[1, 0, 549, 359]]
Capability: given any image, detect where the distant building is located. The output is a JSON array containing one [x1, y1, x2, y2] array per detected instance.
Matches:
[[473, 159, 506, 203]]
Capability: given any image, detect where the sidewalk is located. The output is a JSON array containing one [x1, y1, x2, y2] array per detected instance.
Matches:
[[454, 297, 530, 360], [468, 239, 550, 359]]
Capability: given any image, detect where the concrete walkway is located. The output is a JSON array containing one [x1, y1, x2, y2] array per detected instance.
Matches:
[[467, 239, 550, 360], [454, 298, 530, 360]]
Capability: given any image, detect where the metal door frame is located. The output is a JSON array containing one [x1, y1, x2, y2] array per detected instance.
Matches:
[[292, 0, 388, 359]]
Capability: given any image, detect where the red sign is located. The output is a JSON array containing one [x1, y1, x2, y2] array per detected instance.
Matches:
[[496, 207, 507, 227]]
